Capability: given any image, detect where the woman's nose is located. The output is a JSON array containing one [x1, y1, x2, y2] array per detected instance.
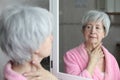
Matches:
[[90, 27, 96, 34]]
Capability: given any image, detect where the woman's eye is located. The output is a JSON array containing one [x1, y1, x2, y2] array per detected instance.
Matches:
[[96, 27, 99, 29], [96, 26, 101, 30], [86, 25, 91, 29]]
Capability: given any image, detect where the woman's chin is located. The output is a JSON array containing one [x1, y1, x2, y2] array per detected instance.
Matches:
[[89, 41, 98, 45]]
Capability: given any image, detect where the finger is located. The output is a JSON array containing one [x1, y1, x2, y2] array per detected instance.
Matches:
[[100, 54, 104, 58], [95, 48, 103, 56], [92, 47, 100, 54], [96, 49, 104, 59], [23, 71, 41, 77], [91, 48, 102, 60], [95, 42, 102, 49], [32, 61, 42, 69], [99, 50, 104, 58], [31, 62, 37, 71], [33, 77, 42, 80], [26, 76, 42, 80], [95, 44, 101, 50], [93, 43, 102, 52], [31, 54, 41, 71], [96, 47, 102, 54]]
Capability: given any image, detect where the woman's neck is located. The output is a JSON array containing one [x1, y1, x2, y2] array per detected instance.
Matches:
[[12, 62, 33, 74], [85, 42, 100, 51], [12, 54, 44, 74]]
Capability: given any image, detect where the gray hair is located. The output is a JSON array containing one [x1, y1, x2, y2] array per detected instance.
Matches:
[[0, 6, 53, 64], [81, 10, 110, 36]]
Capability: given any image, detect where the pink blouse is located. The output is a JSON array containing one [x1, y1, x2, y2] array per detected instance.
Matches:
[[4, 62, 27, 80], [64, 43, 120, 80]]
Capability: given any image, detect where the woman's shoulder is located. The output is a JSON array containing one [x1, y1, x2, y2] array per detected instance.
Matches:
[[102, 46, 117, 61], [64, 43, 88, 63], [4, 61, 27, 80], [65, 43, 85, 56]]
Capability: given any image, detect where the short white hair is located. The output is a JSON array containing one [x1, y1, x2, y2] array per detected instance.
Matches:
[[82, 10, 110, 36], [0, 6, 53, 64]]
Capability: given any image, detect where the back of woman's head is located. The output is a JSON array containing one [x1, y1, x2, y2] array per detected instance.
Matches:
[[0, 6, 53, 64]]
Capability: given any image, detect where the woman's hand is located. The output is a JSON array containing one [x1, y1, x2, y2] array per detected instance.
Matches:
[[86, 43, 104, 75], [23, 61, 58, 80], [88, 43, 104, 64]]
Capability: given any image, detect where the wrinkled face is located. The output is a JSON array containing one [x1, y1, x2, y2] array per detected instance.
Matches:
[[36, 35, 53, 58], [83, 21, 105, 45]]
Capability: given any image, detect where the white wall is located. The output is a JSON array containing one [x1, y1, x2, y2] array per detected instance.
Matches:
[[0, 0, 49, 79]]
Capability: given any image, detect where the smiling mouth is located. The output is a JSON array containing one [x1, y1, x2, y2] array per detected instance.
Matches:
[[89, 36, 96, 38], [89, 37, 96, 39]]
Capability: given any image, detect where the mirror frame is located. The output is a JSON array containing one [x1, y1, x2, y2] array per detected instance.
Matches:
[[49, 0, 91, 80]]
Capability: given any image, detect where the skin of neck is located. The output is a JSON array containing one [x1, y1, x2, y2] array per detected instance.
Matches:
[[12, 53, 43, 74], [85, 41, 101, 51]]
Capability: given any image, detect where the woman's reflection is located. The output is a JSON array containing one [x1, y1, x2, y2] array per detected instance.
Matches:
[[64, 10, 120, 80]]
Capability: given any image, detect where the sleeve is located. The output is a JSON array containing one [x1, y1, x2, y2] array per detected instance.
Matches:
[[63, 51, 92, 79]]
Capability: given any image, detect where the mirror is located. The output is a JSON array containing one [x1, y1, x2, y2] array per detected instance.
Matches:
[[59, 0, 96, 73], [51, 0, 90, 79], [59, 0, 120, 79]]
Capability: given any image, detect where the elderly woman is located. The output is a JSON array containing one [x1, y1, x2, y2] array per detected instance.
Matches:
[[64, 10, 120, 80], [0, 6, 58, 80]]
